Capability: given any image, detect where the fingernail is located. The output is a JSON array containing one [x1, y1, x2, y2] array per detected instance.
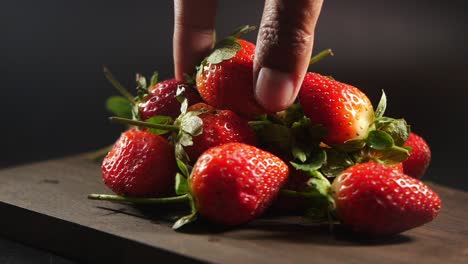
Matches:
[[255, 67, 296, 112]]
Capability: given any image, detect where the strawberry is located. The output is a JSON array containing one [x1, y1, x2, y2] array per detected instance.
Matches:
[[331, 162, 441, 235], [101, 129, 177, 197], [403, 132, 431, 179], [111, 102, 256, 163], [138, 79, 201, 120], [298, 73, 374, 146], [196, 30, 266, 117], [185, 108, 257, 161], [190, 143, 289, 226], [187, 102, 216, 112], [90, 143, 290, 228]]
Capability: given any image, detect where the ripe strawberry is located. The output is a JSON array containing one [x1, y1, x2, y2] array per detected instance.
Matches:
[[394, 162, 404, 173], [138, 79, 201, 120], [187, 102, 216, 112], [190, 143, 289, 226], [196, 39, 266, 117], [331, 162, 441, 235], [403, 132, 431, 179], [185, 108, 257, 161], [101, 129, 177, 197], [298, 73, 374, 146]]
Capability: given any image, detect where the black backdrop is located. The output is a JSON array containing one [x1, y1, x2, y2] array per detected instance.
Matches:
[[1, 0, 467, 189]]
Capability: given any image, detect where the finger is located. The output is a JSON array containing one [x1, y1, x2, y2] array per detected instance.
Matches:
[[173, 0, 217, 81], [254, 0, 323, 112]]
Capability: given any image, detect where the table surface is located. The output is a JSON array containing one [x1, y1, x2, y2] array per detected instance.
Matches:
[[0, 155, 467, 264]]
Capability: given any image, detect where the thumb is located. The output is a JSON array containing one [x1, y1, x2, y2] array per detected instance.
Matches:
[[254, 0, 323, 112]]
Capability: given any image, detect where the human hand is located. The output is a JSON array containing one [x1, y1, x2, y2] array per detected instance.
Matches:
[[173, 0, 324, 112]]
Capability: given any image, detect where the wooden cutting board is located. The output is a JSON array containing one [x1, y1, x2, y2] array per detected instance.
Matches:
[[0, 155, 466, 264]]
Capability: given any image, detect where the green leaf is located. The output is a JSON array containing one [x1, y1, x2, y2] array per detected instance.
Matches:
[[375, 90, 387, 119], [131, 104, 140, 120], [176, 85, 186, 97], [404, 145, 413, 152], [291, 162, 320, 172], [291, 116, 310, 129], [173, 213, 197, 230], [106, 96, 133, 119], [178, 132, 194, 147], [175, 142, 189, 161], [277, 103, 304, 126], [150, 71, 159, 87], [180, 98, 188, 114], [290, 149, 327, 173], [136, 73, 147, 89], [379, 118, 410, 146], [306, 171, 331, 197], [336, 139, 366, 152], [377, 146, 411, 165], [206, 37, 242, 65], [176, 85, 187, 104], [180, 113, 203, 136], [144, 115, 174, 135], [176, 159, 190, 178], [230, 25, 256, 38], [183, 73, 195, 86], [367, 130, 395, 150], [248, 120, 273, 131], [175, 173, 189, 195], [374, 116, 396, 128], [300, 171, 333, 219], [135, 73, 148, 100], [321, 149, 354, 178], [292, 146, 308, 163], [172, 196, 197, 230]]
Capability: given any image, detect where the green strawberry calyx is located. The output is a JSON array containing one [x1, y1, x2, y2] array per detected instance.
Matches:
[[354, 91, 412, 165]]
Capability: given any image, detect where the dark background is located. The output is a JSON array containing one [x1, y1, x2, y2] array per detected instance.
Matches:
[[1, 0, 467, 190]]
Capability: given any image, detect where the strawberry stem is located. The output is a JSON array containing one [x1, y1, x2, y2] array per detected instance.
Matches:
[[103, 67, 136, 104], [85, 144, 112, 161], [87, 193, 190, 204], [309, 49, 334, 65], [110, 117, 180, 132]]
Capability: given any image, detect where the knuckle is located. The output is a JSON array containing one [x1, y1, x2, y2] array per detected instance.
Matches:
[[258, 21, 313, 62]]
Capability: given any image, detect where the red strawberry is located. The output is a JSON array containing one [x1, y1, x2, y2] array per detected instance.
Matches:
[[138, 79, 201, 120], [299, 73, 374, 146], [190, 143, 289, 226], [187, 102, 216, 112], [403, 132, 431, 179], [331, 162, 441, 235], [393, 162, 404, 173], [185, 108, 257, 161], [196, 39, 266, 117], [101, 129, 177, 197]]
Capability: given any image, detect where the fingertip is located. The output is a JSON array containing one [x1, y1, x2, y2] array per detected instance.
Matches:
[[173, 0, 217, 81], [254, 67, 298, 112]]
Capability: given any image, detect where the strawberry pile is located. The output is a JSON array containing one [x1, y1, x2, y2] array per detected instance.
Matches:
[[89, 26, 441, 236]]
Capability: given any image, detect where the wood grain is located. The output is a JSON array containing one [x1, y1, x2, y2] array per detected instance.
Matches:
[[0, 155, 467, 264]]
